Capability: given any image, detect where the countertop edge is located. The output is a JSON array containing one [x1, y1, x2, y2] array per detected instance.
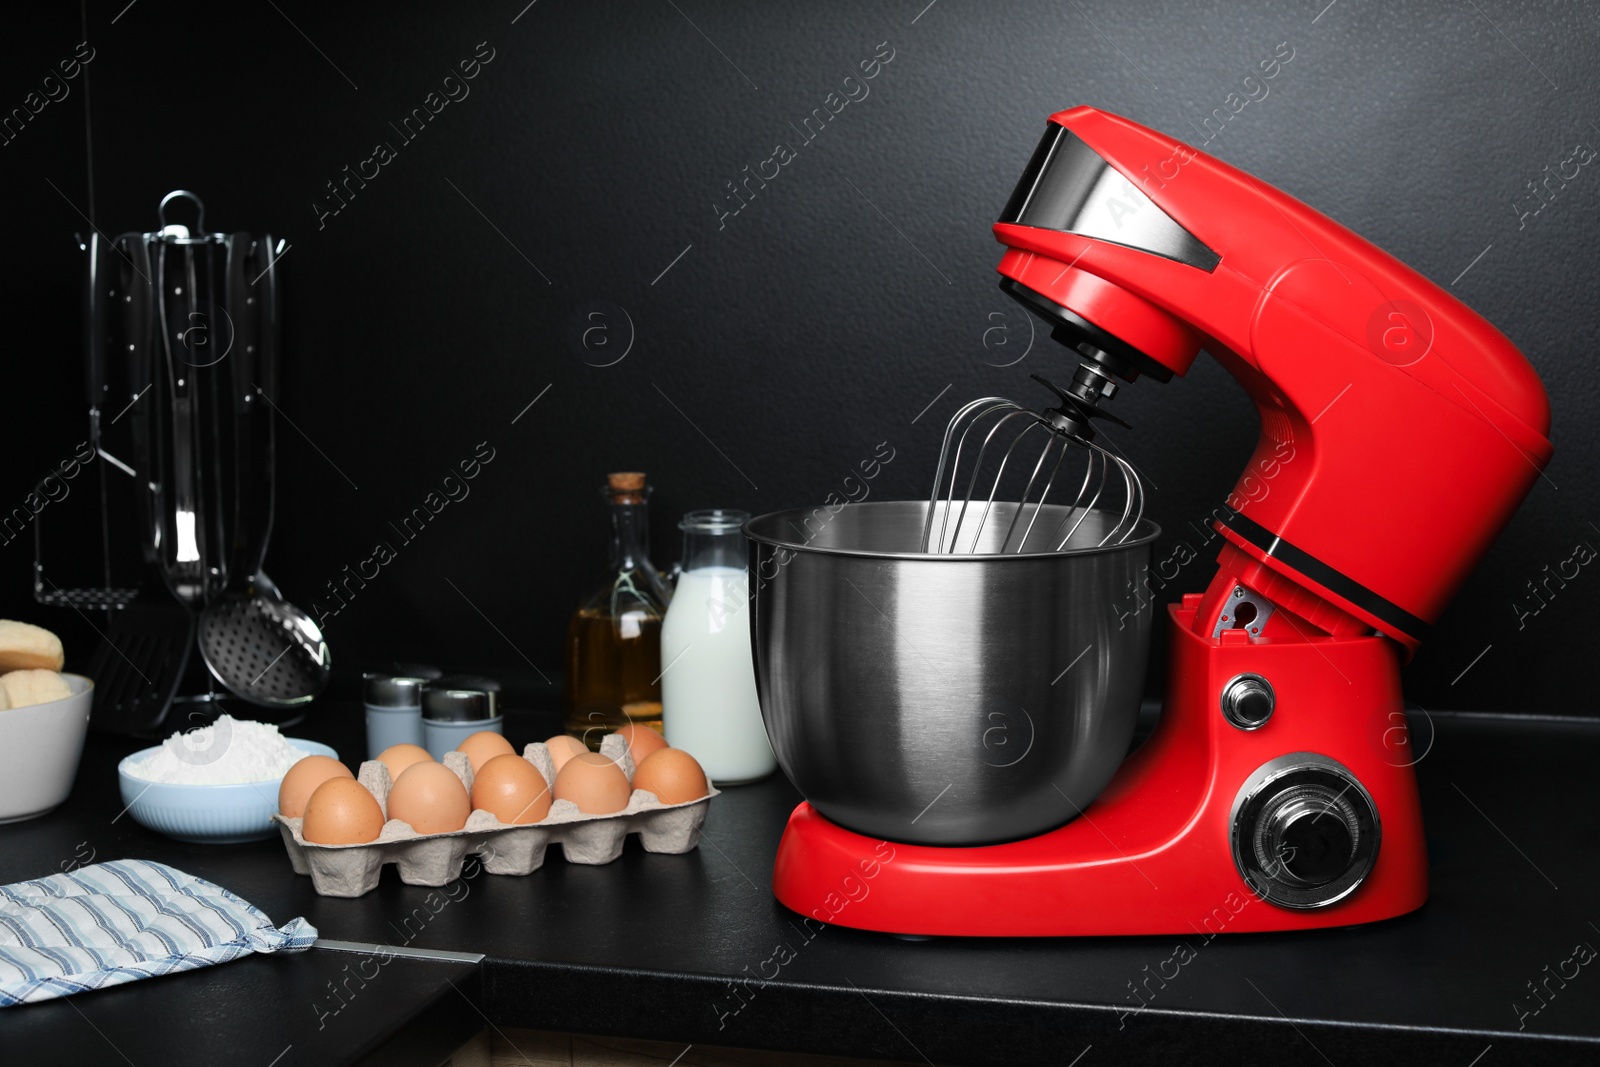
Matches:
[[477, 956, 1600, 1065]]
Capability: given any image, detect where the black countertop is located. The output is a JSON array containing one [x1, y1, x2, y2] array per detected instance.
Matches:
[[6, 945, 483, 1067], [4, 701, 1600, 1066]]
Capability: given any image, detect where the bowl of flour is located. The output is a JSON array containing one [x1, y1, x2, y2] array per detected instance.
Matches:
[[118, 715, 340, 843]]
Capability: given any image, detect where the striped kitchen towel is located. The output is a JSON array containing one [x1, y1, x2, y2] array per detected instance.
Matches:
[[0, 858, 316, 1006]]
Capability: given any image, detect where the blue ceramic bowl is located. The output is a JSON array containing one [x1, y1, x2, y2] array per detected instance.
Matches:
[[117, 739, 340, 844]]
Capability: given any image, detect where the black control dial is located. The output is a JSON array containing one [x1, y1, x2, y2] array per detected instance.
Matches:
[[1231, 755, 1380, 909]]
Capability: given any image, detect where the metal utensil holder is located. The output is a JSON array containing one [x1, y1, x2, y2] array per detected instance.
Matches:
[[38, 191, 287, 705]]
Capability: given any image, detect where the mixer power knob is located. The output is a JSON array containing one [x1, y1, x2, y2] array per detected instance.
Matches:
[[1230, 754, 1381, 909], [1220, 673, 1275, 730]]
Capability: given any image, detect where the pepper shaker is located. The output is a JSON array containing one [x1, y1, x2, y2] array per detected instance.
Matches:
[[421, 676, 503, 759]]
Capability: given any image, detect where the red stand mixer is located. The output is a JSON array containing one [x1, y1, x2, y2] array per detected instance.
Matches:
[[749, 107, 1552, 936]]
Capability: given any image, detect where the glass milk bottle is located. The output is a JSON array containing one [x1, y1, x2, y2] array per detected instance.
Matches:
[[661, 509, 775, 783]]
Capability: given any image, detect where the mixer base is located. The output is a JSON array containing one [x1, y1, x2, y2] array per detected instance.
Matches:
[[770, 597, 1429, 936]]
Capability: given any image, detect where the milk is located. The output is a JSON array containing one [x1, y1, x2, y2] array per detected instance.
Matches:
[[661, 566, 775, 784]]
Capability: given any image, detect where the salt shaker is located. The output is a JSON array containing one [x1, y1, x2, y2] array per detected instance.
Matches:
[[661, 509, 774, 783], [363, 673, 427, 759]]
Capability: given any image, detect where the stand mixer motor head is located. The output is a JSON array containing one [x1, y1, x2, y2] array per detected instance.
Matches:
[[990, 106, 1553, 649]]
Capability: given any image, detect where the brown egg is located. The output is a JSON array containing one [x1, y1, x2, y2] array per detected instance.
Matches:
[[302, 777, 384, 844], [616, 723, 668, 766], [633, 748, 709, 805], [544, 734, 587, 774], [552, 752, 631, 814], [471, 754, 552, 825], [387, 760, 471, 834], [377, 743, 433, 782], [278, 754, 354, 818], [456, 730, 515, 773]]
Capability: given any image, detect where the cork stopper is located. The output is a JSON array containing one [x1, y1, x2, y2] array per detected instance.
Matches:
[[607, 472, 646, 491], [607, 471, 647, 503]]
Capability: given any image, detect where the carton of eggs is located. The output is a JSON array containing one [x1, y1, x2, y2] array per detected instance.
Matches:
[[273, 732, 716, 898]]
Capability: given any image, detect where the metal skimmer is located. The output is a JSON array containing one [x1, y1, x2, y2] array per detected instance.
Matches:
[[920, 374, 1146, 554]]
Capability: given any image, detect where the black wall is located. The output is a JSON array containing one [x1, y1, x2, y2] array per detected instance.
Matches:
[[4, 0, 1597, 714]]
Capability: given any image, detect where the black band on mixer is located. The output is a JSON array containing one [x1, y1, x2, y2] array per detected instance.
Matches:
[[1217, 511, 1431, 641], [999, 279, 1175, 384]]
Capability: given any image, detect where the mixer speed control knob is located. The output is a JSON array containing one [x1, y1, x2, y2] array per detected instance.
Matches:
[[1230, 754, 1381, 909]]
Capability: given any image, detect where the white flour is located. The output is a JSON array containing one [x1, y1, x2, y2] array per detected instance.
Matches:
[[125, 715, 307, 784]]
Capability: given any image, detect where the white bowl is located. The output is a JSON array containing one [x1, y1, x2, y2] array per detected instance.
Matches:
[[117, 739, 339, 844], [0, 673, 93, 823]]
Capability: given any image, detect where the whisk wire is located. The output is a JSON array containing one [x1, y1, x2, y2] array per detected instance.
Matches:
[[1006, 436, 1069, 553], [1053, 446, 1107, 550], [1100, 452, 1143, 547], [942, 405, 1029, 554], [960, 412, 1044, 553], [922, 398, 1020, 554], [921, 390, 1145, 555]]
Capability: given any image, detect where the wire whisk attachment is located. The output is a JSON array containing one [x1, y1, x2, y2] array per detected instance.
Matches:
[[919, 376, 1146, 555]]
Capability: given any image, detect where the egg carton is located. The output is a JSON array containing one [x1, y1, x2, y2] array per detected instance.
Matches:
[[273, 733, 717, 898]]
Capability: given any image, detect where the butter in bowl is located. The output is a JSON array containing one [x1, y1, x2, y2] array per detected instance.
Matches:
[[0, 619, 93, 824]]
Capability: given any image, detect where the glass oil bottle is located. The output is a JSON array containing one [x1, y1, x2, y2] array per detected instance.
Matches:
[[564, 472, 672, 748]]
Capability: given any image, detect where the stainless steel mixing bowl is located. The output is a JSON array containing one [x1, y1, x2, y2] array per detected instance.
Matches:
[[745, 500, 1158, 846]]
